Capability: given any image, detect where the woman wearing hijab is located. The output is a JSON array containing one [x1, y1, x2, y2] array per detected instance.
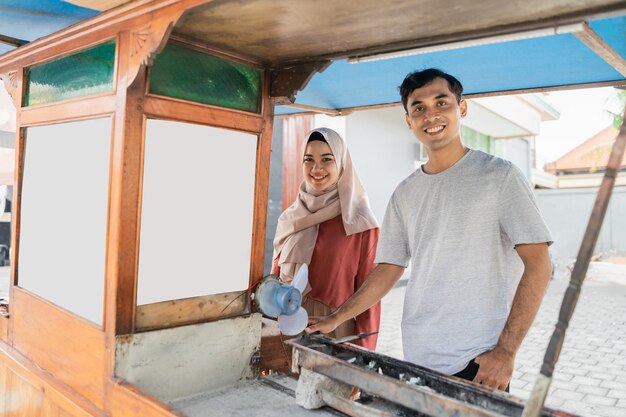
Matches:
[[271, 127, 380, 350]]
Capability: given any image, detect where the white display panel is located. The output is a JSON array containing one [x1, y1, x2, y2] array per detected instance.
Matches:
[[18, 118, 111, 325], [137, 119, 257, 305]]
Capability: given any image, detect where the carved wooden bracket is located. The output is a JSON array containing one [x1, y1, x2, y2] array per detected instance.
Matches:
[[270, 61, 331, 105], [0, 71, 20, 108], [125, 16, 179, 87]]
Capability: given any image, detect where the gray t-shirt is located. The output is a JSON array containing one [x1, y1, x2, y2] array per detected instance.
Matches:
[[375, 149, 552, 375]]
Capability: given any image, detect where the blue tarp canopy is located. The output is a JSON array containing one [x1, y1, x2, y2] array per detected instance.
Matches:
[[277, 15, 626, 115], [1, 0, 625, 114], [0, 0, 98, 55]]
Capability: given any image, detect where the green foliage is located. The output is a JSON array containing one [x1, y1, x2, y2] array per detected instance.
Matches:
[[606, 89, 626, 129]]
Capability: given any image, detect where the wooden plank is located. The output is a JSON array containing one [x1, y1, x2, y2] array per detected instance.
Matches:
[[8, 71, 25, 343], [259, 318, 291, 374], [260, 334, 292, 374], [0, 357, 6, 415], [249, 70, 274, 289], [168, 34, 264, 67], [575, 22, 626, 76], [6, 370, 46, 417], [0, 343, 104, 417], [290, 336, 577, 417], [0, 317, 8, 342], [135, 290, 249, 331], [0, 34, 27, 48], [282, 103, 342, 117], [143, 95, 264, 134], [105, 59, 148, 339], [312, 363, 503, 417], [108, 380, 187, 417], [321, 389, 398, 417], [20, 94, 117, 126], [11, 288, 106, 410], [175, 0, 626, 62]]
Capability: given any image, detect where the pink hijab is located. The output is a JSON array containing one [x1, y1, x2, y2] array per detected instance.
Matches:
[[272, 128, 379, 283]]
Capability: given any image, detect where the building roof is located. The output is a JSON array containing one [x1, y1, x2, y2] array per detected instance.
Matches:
[[544, 125, 624, 173]]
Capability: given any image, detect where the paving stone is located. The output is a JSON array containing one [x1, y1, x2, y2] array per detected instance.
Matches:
[[611, 358, 626, 367], [572, 375, 602, 386], [544, 396, 565, 408], [376, 275, 626, 417], [580, 364, 608, 373], [519, 373, 538, 384], [600, 380, 626, 390], [550, 389, 584, 401], [510, 379, 528, 390], [592, 405, 626, 417], [559, 366, 588, 376], [551, 379, 579, 391], [606, 389, 626, 399], [576, 385, 609, 397], [587, 371, 614, 381], [553, 372, 574, 382], [583, 395, 617, 406], [596, 347, 619, 354], [557, 400, 598, 417], [575, 357, 599, 366]]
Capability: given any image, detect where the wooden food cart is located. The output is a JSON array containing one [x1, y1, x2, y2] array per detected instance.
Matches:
[[0, 1, 625, 416]]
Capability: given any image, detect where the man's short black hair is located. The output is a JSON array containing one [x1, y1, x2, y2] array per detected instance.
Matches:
[[399, 68, 464, 112]]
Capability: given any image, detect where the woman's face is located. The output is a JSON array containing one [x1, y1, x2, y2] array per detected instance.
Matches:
[[302, 140, 339, 193]]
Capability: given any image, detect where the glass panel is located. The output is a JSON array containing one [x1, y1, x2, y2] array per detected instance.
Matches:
[[18, 118, 111, 325], [461, 125, 494, 153], [149, 44, 262, 113], [25, 41, 116, 106], [137, 119, 257, 305]]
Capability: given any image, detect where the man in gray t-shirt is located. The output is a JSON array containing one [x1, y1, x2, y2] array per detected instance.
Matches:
[[307, 68, 553, 391]]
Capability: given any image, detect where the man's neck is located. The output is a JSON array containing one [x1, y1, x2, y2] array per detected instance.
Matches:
[[422, 140, 469, 175]]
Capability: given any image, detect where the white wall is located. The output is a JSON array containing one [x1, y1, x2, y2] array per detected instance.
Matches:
[[494, 137, 532, 180], [303, 101, 538, 231], [537, 187, 626, 269], [344, 106, 418, 223]]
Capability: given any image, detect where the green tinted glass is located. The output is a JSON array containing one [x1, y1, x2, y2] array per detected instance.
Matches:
[[149, 44, 262, 113], [25, 41, 116, 106]]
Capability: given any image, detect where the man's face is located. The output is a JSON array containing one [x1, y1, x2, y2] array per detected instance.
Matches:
[[404, 77, 467, 152]]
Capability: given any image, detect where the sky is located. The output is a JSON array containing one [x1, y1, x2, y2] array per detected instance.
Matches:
[[534, 87, 617, 167]]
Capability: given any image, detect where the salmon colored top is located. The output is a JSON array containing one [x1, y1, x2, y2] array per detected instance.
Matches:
[[273, 215, 381, 350]]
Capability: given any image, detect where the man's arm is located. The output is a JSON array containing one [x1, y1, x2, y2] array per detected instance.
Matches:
[[473, 242, 552, 390], [305, 263, 405, 334]]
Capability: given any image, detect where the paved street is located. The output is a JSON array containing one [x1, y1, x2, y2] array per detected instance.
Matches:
[[376, 261, 626, 417]]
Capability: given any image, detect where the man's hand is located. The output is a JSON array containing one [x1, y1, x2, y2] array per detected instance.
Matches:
[[305, 314, 341, 335], [472, 347, 515, 390]]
